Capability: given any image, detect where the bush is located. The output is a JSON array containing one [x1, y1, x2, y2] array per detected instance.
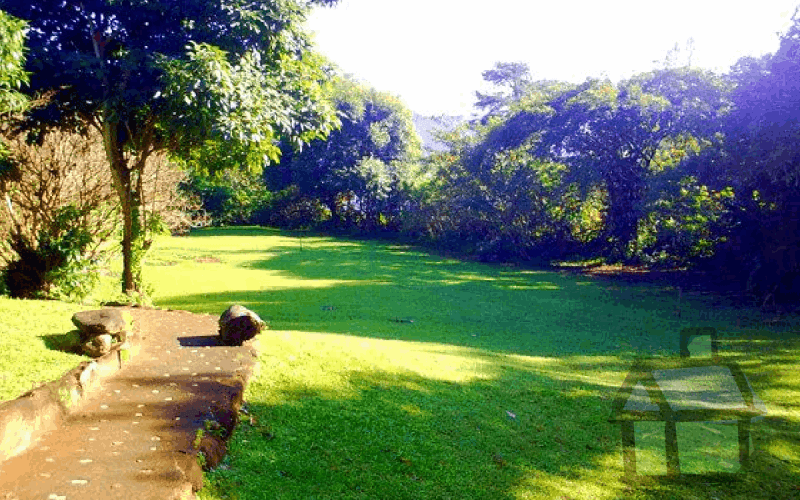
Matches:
[[260, 187, 331, 229], [0, 126, 194, 299], [2, 205, 97, 299], [182, 169, 272, 226]]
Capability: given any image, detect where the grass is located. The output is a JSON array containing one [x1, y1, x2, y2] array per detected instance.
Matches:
[[0, 298, 90, 401], [134, 227, 800, 500], [0, 226, 795, 497]]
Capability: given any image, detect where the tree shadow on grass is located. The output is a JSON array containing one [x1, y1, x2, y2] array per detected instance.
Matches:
[[151, 231, 799, 497], [203, 348, 800, 500], [206, 359, 626, 499], [154, 238, 798, 359], [153, 240, 694, 358]]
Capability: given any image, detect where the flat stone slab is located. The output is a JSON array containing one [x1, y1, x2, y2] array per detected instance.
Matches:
[[72, 309, 133, 340]]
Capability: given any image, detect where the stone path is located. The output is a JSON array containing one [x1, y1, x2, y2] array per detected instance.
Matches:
[[0, 308, 259, 500]]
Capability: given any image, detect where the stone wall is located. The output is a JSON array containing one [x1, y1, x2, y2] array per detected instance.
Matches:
[[0, 324, 139, 465]]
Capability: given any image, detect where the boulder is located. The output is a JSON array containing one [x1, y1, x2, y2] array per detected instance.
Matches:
[[218, 305, 266, 346], [72, 309, 132, 341], [82, 334, 113, 358]]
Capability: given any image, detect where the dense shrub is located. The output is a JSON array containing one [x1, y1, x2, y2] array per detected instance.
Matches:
[[0, 127, 193, 300], [2, 205, 97, 299], [182, 169, 272, 226], [261, 187, 331, 229]]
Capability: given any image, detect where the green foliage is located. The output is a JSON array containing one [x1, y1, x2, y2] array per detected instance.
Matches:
[[194, 429, 205, 449], [434, 144, 579, 260], [0, 10, 28, 114], [0, 0, 341, 294], [185, 169, 273, 226], [551, 70, 728, 259], [160, 45, 340, 172], [265, 76, 421, 231], [685, 13, 800, 303], [0, 9, 28, 177], [638, 178, 734, 266], [265, 188, 332, 229], [448, 68, 731, 263], [1, 205, 104, 301]]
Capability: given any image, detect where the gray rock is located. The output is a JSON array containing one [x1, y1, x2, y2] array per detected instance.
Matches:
[[72, 309, 132, 341], [82, 334, 113, 358], [218, 305, 266, 346]]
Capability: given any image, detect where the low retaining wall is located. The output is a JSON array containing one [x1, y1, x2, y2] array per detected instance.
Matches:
[[0, 330, 140, 465]]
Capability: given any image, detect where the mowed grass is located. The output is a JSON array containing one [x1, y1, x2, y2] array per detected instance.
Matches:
[[0, 298, 89, 401], [142, 227, 797, 498]]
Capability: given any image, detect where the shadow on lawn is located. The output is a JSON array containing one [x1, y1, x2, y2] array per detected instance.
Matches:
[[153, 230, 798, 498], [39, 331, 83, 354], [206, 352, 800, 500], [208, 360, 625, 500], [156, 241, 702, 357]]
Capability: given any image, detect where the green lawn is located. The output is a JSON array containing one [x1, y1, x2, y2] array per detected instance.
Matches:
[[0, 298, 89, 401], [139, 227, 799, 500]]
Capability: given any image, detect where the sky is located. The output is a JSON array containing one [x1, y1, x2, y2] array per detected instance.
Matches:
[[306, 0, 799, 117]]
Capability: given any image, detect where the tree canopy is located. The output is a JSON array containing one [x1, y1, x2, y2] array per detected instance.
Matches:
[[266, 76, 421, 229], [474, 61, 533, 121], [0, 0, 340, 292], [0, 10, 28, 114], [469, 68, 730, 259]]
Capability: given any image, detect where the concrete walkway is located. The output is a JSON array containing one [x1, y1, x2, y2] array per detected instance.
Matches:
[[0, 308, 259, 500]]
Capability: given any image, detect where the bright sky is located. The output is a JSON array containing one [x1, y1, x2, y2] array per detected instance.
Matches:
[[307, 0, 798, 117]]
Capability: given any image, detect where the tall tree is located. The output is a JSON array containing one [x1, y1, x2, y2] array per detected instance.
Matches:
[[473, 70, 729, 259], [475, 61, 532, 120], [701, 11, 800, 302], [723, 16, 800, 207], [267, 77, 420, 229], [0, 0, 340, 293]]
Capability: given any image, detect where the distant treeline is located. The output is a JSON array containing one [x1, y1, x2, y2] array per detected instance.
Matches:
[[190, 15, 800, 307]]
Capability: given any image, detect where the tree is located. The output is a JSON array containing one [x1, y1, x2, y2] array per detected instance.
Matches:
[[474, 62, 533, 121], [697, 10, 800, 303], [266, 76, 421, 230], [406, 98, 583, 261], [473, 70, 730, 260], [0, 0, 340, 294], [0, 127, 191, 299], [722, 15, 800, 208], [0, 9, 28, 114]]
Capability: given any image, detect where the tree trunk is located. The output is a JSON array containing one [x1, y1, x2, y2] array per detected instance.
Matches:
[[121, 194, 136, 294], [92, 26, 141, 295], [100, 118, 140, 294], [603, 158, 647, 262]]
